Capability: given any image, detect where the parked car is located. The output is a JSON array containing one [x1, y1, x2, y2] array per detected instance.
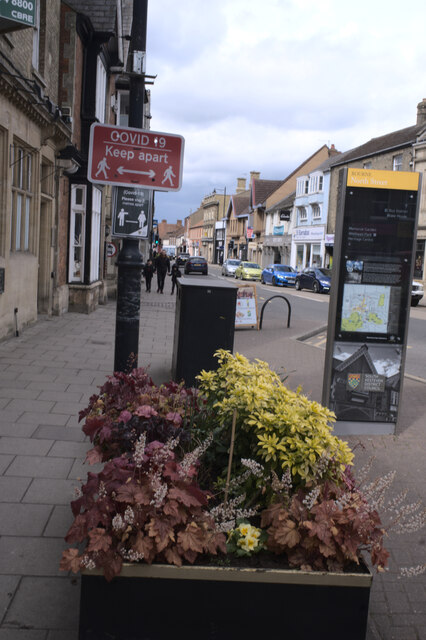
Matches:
[[234, 261, 262, 281], [295, 267, 332, 293], [222, 258, 241, 277], [261, 264, 296, 287], [176, 252, 190, 266], [184, 256, 208, 275], [411, 280, 424, 306]]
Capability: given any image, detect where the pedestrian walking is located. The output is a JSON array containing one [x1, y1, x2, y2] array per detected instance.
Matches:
[[155, 250, 170, 293], [143, 259, 154, 292], [169, 262, 182, 294]]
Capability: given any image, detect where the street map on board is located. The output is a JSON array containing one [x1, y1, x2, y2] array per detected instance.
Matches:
[[341, 284, 391, 333]]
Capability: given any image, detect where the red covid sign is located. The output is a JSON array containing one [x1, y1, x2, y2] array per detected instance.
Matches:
[[88, 124, 184, 191]]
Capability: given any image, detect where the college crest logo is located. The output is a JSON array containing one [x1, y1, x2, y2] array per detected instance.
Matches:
[[347, 373, 361, 390]]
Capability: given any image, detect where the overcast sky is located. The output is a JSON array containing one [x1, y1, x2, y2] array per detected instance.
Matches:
[[146, 0, 426, 224]]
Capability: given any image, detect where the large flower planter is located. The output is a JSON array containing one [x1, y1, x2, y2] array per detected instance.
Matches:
[[79, 561, 372, 640]]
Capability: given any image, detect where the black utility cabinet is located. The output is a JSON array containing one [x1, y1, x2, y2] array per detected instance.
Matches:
[[172, 277, 237, 386]]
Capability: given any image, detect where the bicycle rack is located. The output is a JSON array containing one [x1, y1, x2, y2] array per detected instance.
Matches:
[[259, 295, 291, 329]]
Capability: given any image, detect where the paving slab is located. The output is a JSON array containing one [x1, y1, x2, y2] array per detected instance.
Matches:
[[46, 442, 88, 459], [5, 457, 74, 479], [43, 507, 74, 539], [3, 577, 79, 631], [0, 576, 20, 624], [0, 504, 53, 536], [0, 538, 66, 577], [0, 439, 54, 457], [21, 480, 77, 506], [0, 478, 32, 502], [31, 427, 85, 443]]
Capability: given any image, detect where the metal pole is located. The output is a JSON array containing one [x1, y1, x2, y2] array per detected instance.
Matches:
[[113, 0, 148, 373]]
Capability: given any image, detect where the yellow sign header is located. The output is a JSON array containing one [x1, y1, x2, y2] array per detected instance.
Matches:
[[347, 168, 419, 191]]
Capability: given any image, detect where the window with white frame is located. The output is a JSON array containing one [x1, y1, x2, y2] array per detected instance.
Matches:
[[11, 144, 34, 252], [304, 180, 309, 194], [95, 57, 107, 123], [69, 185, 86, 282], [296, 177, 306, 196], [90, 188, 102, 282], [298, 206, 307, 222], [312, 204, 321, 219], [318, 175, 323, 191], [393, 154, 403, 171]]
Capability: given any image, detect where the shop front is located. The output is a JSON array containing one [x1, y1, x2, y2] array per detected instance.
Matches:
[[291, 226, 326, 270]]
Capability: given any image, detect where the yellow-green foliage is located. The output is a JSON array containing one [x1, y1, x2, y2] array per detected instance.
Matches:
[[197, 350, 353, 486]]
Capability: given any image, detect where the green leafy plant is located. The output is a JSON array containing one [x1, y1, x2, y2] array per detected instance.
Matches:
[[196, 350, 353, 493]]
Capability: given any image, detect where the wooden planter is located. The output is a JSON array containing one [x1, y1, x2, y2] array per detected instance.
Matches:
[[79, 561, 372, 640]]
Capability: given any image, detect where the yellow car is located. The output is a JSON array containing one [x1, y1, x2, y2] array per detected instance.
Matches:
[[234, 261, 262, 281]]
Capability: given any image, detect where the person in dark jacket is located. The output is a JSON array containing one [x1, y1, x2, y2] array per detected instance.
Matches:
[[169, 262, 182, 294], [155, 250, 170, 293], [143, 259, 154, 292]]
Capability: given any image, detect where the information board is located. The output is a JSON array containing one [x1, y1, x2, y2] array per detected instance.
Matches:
[[322, 168, 420, 434], [235, 284, 259, 329], [112, 187, 153, 239]]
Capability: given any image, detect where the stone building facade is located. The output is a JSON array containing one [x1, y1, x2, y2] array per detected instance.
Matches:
[[0, 1, 71, 339]]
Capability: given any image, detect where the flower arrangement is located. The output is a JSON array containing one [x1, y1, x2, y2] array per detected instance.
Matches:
[[60, 351, 425, 581]]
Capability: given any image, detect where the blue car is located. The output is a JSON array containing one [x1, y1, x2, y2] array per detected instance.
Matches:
[[261, 264, 296, 287], [295, 267, 331, 293]]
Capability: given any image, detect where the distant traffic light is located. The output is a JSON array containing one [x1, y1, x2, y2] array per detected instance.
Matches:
[[154, 234, 159, 245]]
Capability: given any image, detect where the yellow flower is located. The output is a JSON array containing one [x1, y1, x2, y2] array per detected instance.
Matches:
[[238, 535, 259, 551], [238, 523, 251, 536]]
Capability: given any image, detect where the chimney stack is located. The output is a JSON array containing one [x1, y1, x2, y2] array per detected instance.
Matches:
[[236, 177, 246, 193], [250, 171, 261, 182], [417, 99, 426, 125]]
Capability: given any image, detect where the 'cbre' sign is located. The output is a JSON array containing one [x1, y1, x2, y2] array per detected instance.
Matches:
[[0, 0, 36, 33]]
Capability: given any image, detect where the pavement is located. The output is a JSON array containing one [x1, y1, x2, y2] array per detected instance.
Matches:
[[0, 276, 425, 640]]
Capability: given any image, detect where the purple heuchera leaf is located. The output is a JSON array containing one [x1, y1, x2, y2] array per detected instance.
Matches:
[[134, 405, 158, 418], [118, 410, 132, 423]]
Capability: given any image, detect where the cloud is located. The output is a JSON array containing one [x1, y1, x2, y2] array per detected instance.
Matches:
[[146, 0, 426, 222]]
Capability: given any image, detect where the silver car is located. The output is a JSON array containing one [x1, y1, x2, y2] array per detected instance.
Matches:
[[222, 258, 241, 276]]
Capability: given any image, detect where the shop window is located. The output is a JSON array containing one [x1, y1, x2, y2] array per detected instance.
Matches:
[[312, 244, 322, 267], [69, 185, 86, 282], [11, 144, 34, 252], [296, 244, 304, 270]]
